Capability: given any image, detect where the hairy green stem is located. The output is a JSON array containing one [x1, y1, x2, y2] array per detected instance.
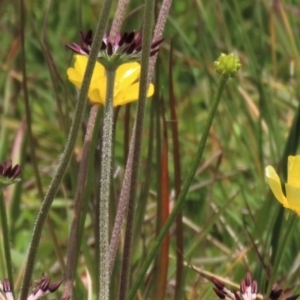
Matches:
[[127, 77, 228, 300], [109, 0, 131, 40], [0, 191, 14, 294], [63, 105, 100, 298], [98, 69, 116, 300], [148, 0, 173, 84], [19, 0, 113, 298], [109, 0, 172, 279], [20, 2, 65, 273], [118, 1, 155, 299]]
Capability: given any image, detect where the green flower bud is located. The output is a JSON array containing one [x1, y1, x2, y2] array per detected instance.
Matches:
[[214, 53, 241, 78]]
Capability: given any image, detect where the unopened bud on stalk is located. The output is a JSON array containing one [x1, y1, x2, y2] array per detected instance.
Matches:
[[214, 53, 241, 78]]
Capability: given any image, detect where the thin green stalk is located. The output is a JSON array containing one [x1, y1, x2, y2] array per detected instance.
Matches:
[[266, 213, 297, 297], [79, 106, 102, 290], [19, 0, 113, 298], [127, 77, 228, 300], [0, 191, 14, 295], [98, 69, 116, 300], [109, 0, 172, 278], [118, 0, 155, 299], [20, 2, 65, 273], [0, 77, 11, 161], [63, 105, 100, 298]]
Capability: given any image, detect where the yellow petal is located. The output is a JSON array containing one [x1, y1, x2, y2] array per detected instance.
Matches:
[[75, 55, 106, 85], [285, 183, 300, 214], [287, 155, 300, 187], [73, 54, 87, 73], [265, 166, 288, 207], [90, 77, 107, 102], [147, 83, 154, 97], [67, 56, 155, 106], [67, 68, 83, 88], [88, 88, 105, 105], [114, 83, 154, 106], [115, 63, 140, 94]]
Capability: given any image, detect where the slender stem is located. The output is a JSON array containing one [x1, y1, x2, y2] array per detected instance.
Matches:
[[19, 0, 113, 298], [0, 191, 14, 295], [109, 132, 134, 276], [168, 46, 184, 300], [127, 77, 228, 300], [266, 213, 297, 297], [63, 105, 100, 298], [148, 0, 173, 84], [109, 0, 172, 277], [109, 0, 131, 40], [20, 0, 65, 273], [118, 1, 155, 299], [98, 69, 116, 300]]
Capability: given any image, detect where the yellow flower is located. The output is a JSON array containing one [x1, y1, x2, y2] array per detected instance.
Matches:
[[67, 55, 154, 106], [265, 155, 300, 215]]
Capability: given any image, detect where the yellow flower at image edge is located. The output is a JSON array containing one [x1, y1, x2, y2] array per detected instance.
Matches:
[[67, 55, 154, 106], [265, 155, 300, 215]]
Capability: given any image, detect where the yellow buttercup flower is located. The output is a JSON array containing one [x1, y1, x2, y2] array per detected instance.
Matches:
[[265, 155, 300, 215], [67, 55, 154, 106]]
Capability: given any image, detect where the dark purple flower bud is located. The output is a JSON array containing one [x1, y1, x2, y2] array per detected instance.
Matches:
[[134, 32, 143, 46], [151, 37, 164, 49], [67, 29, 163, 67], [240, 280, 246, 294], [245, 272, 252, 287], [234, 291, 242, 300], [252, 280, 258, 294], [211, 277, 225, 290], [0, 160, 22, 184], [213, 287, 226, 299], [126, 42, 136, 55], [270, 288, 283, 300], [1, 160, 11, 176], [125, 31, 135, 44], [100, 41, 107, 51], [10, 164, 22, 179], [118, 32, 128, 46], [40, 276, 51, 291], [135, 44, 142, 52], [150, 48, 160, 57], [107, 42, 113, 56], [286, 296, 300, 300], [48, 279, 63, 292], [81, 30, 93, 46], [3, 279, 11, 293]]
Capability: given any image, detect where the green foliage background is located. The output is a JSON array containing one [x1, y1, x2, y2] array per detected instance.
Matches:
[[1, 0, 300, 299]]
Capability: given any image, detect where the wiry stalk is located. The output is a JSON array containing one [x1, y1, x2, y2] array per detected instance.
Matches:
[[118, 1, 155, 299], [109, 0, 131, 40], [148, 0, 173, 82], [109, 0, 173, 283], [19, 0, 113, 297], [63, 105, 100, 299], [98, 69, 116, 300], [0, 191, 14, 295], [127, 78, 228, 300]]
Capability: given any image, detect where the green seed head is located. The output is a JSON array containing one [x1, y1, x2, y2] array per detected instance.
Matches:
[[214, 53, 241, 79]]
